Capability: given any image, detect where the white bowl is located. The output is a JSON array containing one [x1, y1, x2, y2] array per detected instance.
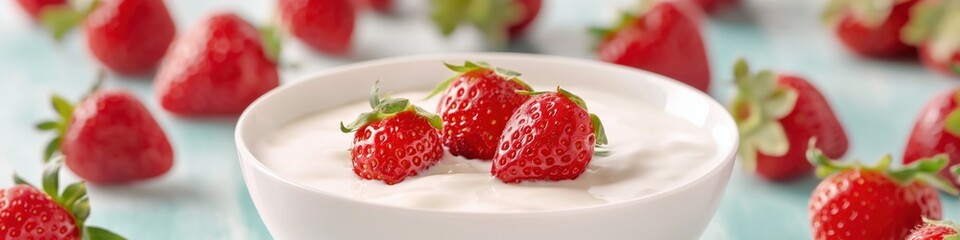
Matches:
[[236, 53, 739, 240]]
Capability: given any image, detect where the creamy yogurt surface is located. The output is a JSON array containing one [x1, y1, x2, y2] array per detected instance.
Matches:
[[256, 88, 719, 212]]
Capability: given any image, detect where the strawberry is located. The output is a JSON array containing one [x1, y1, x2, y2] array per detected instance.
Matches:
[[340, 82, 444, 185], [1, 160, 124, 239], [351, 0, 393, 13], [903, 0, 960, 77], [729, 59, 848, 181], [591, 0, 711, 92], [822, 0, 919, 58], [154, 13, 280, 116], [808, 147, 957, 240], [903, 88, 960, 187], [492, 87, 608, 183], [41, 0, 176, 75], [38, 79, 174, 184], [909, 219, 960, 240], [16, 0, 66, 20], [426, 61, 532, 160], [278, 0, 355, 55], [431, 0, 543, 44]]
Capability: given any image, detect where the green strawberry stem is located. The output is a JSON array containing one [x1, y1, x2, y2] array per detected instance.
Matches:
[[12, 158, 126, 240], [953, 64, 960, 76], [40, 0, 101, 40], [341, 81, 442, 133], [426, 61, 530, 99], [807, 139, 959, 195], [430, 0, 521, 47], [36, 72, 105, 163]]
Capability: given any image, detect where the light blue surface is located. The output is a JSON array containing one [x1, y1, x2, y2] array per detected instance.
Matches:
[[1, 0, 958, 239]]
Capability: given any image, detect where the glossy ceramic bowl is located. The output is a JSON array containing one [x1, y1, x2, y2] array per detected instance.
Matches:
[[236, 53, 739, 240]]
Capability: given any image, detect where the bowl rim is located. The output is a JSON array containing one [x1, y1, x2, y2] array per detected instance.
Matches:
[[235, 52, 740, 216]]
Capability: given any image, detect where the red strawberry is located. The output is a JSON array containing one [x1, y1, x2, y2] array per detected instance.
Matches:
[[154, 13, 280, 116], [351, 0, 393, 13], [15, 0, 66, 20], [38, 82, 174, 184], [426, 61, 532, 160], [808, 148, 957, 240], [341, 82, 444, 185], [592, 0, 711, 92], [729, 59, 848, 181], [903, 0, 960, 77], [42, 0, 176, 75], [1, 161, 124, 239], [690, 0, 738, 13], [903, 88, 960, 187], [822, 0, 919, 58], [85, 0, 175, 75], [908, 219, 960, 240], [278, 0, 355, 55], [431, 0, 543, 44], [492, 87, 608, 183]]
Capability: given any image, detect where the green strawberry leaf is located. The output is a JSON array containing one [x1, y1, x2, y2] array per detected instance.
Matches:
[[466, 0, 519, 47], [953, 64, 960, 76], [40, 6, 87, 40], [494, 67, 520, 78], [902, 0, 947, 45], [39, 0, 100, 41], [590, 12, 637, 50], [730, 59, 798, 174], [51, 94, 74, 124], [765, 88, 799, 119], [807, 139, 856, 179], [426, 75, 456, 100], [890, 154, 959, 195], [752, 121, 789, 156], [13, 174, 32, 187], [944, 108, 960, 137], [820, 0, 849, 25], [258, 8, 284, 63], [43, 137, 62, 163], [557, 87, 587, 110], [733, 58, 750, 80], [259, 23, 283, 63], [42, 159, 62, 200], [72, 197, 90, 225], [83, 226, 126, 240], [590, 113, 607, 146], [430, 0, 470, 36], [370, 81, 382, 108], [340, 112, 374, 133], [429, 61, 527, 99], [811, 145, 959, 195], [378, 98, 410, 114], [414, 105, 443, 130], [60, 181, 87, 212], [36, 121, 59, 130]]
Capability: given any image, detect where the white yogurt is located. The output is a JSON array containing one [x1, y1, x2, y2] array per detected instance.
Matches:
[[256, 88, 718, 212]]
